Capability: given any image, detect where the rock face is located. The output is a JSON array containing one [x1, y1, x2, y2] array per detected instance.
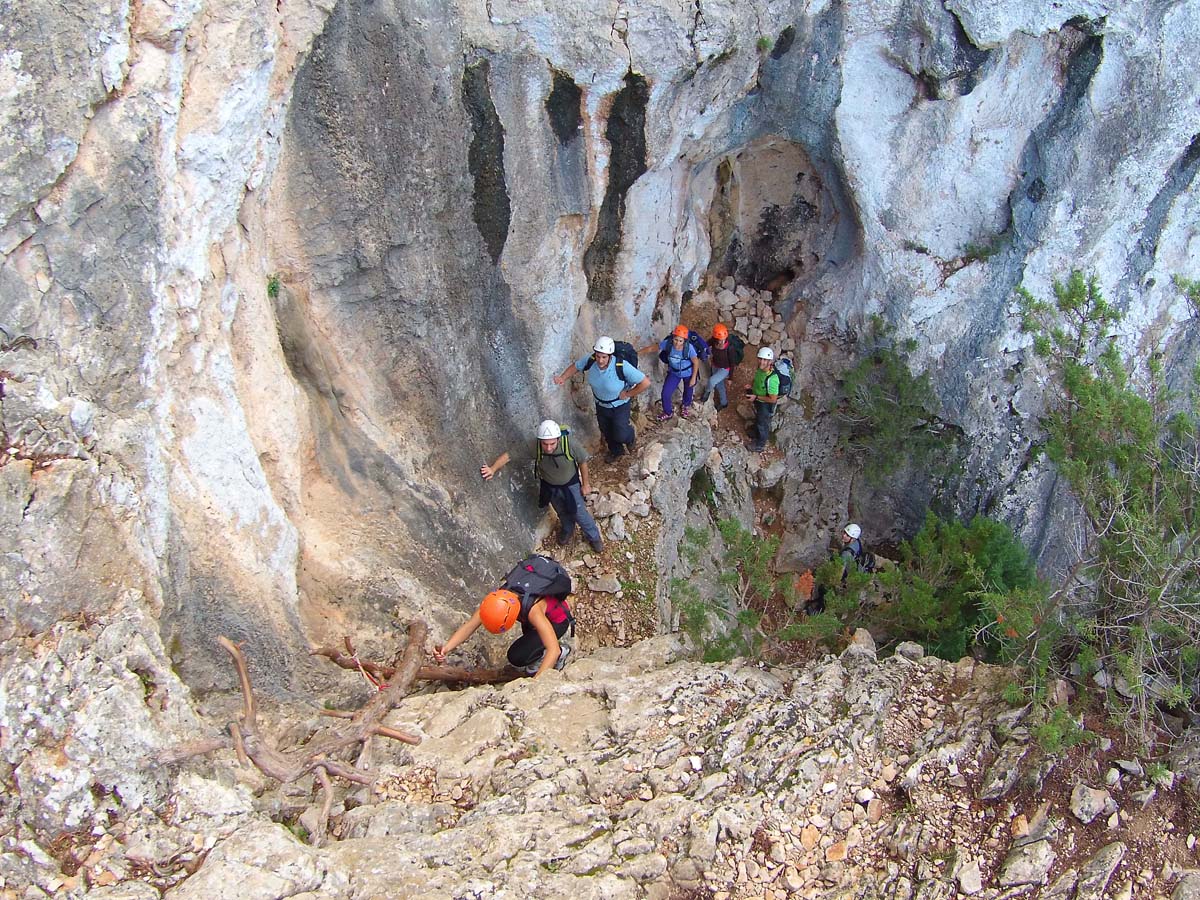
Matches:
[[0, 0, 1198, 885]]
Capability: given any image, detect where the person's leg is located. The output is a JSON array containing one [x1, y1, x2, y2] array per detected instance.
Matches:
[[681, 375, 695, 411], [549, 489, 576, 543], [711, 368, 730, 408], [595, 404, 623, 456], [661, 372, 680, 417], [612, 402, 634, 450], [507, 619, 570, 670], [569, 483, 603, 543], [751, 400, 771, 450]]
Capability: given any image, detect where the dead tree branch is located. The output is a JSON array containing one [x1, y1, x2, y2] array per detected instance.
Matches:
[[157, 622, 428, 846], [311, 639, 522, 686]]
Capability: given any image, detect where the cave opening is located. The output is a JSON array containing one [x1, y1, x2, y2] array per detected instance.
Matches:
[[706, 137, 837, 295]]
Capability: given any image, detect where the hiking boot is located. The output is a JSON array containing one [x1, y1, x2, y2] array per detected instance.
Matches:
[[748, 443, 765, 453], [520, 656, 543, 675], [588, 536, 605, 553], [680, 405, 692, 419], [605, 449, 624, 462], [698, 390, 710, 404], [554, 644, 572, 670], [657, 412, 672, 422], [555, 531, 573, 547]]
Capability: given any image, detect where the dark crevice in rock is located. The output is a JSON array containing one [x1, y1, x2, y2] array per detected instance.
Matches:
[[899, 6, 993, 102], [771, 25, 796, 60], [583, 72, 649, 305], [939, 26, 1103, 563], [1009, 30, 1104, 249], [545, 69, 583, 146], [1125, 132, 1200, 296], [462, 59, 511, 263]]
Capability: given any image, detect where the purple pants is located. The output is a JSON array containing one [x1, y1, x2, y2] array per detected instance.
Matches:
[[662, 370, 695, 416]]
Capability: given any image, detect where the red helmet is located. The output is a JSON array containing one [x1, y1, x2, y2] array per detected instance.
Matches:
[[672, 325, 689, 340], [479, 589, 520, 633], [712, 323, 728, 340]]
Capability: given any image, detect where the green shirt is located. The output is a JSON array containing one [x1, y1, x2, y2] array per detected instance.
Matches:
[[512, 437, 588, 486], [752, 368, 780, 398]]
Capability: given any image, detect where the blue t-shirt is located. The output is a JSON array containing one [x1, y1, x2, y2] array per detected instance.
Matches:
[[576, 355, 646, 407], [659, 339, 698, 375]]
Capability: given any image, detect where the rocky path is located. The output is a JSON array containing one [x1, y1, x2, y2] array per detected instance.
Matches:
[[63, 634, 1199, 899]]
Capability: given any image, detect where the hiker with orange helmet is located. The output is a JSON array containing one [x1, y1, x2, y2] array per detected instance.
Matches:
[[698, 323, 742, 411], [640, 325, 703, 421], [433, 555, 574, 677]]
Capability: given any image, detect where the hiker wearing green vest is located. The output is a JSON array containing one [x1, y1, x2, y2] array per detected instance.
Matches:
[[744, 347, 780, 453], [481, 420, 604, 552]]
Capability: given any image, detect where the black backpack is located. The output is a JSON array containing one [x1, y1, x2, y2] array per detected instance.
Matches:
[[727, 334, 746, 366], [659, 330, 710, 365], [502, 555, 575, 634], [502, 555, 573, 601], [583, 341, 639, 385]]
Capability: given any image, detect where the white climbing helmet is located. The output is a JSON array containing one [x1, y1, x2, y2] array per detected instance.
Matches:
[[757, 346, 775, 360], [844, 523, 861, 540], [593, 336, 616, 355], [536, 420, 562, 440]]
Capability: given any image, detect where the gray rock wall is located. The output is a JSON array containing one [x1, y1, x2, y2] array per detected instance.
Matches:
[[0, 0, 1197, 860]]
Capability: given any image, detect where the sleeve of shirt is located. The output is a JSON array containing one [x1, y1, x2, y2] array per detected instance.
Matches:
[[687, 344, 698, 359], [575, 355, 591, 371], [572, 442, 589, 465], [624, 363, 646, 383]]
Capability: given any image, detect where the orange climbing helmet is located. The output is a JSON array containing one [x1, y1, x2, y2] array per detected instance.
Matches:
[[712, 323, 728, 340], [672, 325, 690, 340], [479, 589, 520, 633]]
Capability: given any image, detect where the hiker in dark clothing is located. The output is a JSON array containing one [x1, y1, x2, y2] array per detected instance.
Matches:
[[806, 524, 871, 615], [699, 323, 740, 411], [433, 556, 575, 677], [840, 523, 865, 577], [481, 420, 604, 553]]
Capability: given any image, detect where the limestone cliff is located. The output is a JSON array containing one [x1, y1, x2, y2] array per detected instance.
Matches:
[[0, 0, 1198, 894]]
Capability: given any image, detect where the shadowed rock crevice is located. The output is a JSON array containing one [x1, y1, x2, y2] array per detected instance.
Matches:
[[462, 59, 511, 264], [771, 25, 796, 60], [707, 138, 837, 292], [583, 71, 649, 305], [545, 69, 583, 146], [1008, 29, 1104, 252], [1127, 132, 1200, 293]]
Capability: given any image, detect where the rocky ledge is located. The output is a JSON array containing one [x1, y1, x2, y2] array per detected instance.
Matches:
[[13, 633, 1195, 899]]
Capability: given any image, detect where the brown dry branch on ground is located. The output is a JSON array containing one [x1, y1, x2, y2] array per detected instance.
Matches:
[[158, 623, 428, 846], [312, 636, 524, 686]]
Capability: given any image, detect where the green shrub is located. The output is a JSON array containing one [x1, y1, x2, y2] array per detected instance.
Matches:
[[798, 511, 1041, 662], [1018, 271, 1200, 747], [267, 273, 282, 299], [961, 235, 1005, 263], [672, 518, 794, 662], [834, 317, 959, 485]]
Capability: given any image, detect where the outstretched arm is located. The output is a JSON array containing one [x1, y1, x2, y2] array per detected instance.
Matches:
[[553, 362, 580, 386], [433, 610, 483, 662], [481, 451, 511, 480]]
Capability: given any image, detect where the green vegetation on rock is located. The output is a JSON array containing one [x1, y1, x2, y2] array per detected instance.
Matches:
[[833, 317, 959, 485]]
